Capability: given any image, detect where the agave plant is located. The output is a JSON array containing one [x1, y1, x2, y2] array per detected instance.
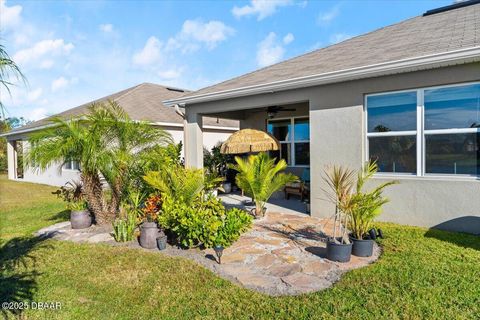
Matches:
[[229, 152, 298, 218]]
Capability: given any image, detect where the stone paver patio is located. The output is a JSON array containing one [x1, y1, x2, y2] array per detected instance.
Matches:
[[36, 206, 380, 296]]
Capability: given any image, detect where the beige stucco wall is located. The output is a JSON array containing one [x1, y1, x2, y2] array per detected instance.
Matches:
[[184, 62, 480, 233]]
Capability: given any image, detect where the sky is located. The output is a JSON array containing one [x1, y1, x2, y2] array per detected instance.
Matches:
[[0, 0, 454, 121]]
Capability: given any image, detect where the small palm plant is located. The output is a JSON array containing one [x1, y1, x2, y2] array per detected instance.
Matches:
[[349, 162, 398, 240], [229, 152, 298, 218]]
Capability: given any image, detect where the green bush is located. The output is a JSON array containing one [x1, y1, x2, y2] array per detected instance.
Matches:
[[215, 208, 253, 247], [159, 195, 252, 248]]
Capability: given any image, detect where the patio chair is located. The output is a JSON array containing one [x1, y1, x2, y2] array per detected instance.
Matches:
[[284, 168, 310, 201]]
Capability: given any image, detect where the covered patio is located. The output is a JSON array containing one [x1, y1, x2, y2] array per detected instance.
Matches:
[[184, 100, 313, 215]]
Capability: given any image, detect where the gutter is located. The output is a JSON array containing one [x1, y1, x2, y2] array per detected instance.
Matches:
[[163, 46, 480, 106]]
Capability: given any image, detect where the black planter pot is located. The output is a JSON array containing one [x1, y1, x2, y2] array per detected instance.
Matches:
[[350, 237, 374, 257], [70, 210, 92, 229], [326, 238, 352, 263], [139, 222, 159, 249]]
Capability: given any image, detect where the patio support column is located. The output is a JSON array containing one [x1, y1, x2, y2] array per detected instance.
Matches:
[[7, 139, 17, 180], [184, 110, 203, 169]]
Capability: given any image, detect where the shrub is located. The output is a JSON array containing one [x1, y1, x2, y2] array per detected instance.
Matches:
[[159, 195, 252, 248], [215, 208, 253, 247]]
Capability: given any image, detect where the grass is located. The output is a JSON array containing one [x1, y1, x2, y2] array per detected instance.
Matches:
[[1, 175, 479, 319]]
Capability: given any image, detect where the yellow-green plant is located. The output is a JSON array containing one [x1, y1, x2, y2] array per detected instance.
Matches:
[[143, 166, 204, 205], [229, 152, 298, 218], [348, 162, 398, 239]]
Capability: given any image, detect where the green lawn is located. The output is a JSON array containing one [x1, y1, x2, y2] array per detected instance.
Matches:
[[1, 175, 479, 319]]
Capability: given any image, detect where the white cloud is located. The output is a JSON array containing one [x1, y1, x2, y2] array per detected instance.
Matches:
[[179, 20, 235, 50], [283, 33, 294, 45], [13, 39, 74, 67], [99, 23, 113, 33], [232, 0, 293, 20], [158, 68, 183, 80], [0, 0, 22, 30], [256, 32, 293, 67], [329, 33, 354, 44], [317, 5, 341, 26], [30, 107, 48, 121], [27, 88, 43, 102], [51, 77, 69, 92], [132, 36, 163, 66], [39, 60, 54, 69]]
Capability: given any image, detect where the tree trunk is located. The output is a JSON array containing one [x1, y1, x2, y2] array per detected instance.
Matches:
[[81, 172, 114, 225]]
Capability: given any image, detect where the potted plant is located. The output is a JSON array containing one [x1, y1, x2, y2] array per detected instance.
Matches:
[[156, 229, 168, 250], [229, 152, 297, 218], [322, 165, 356, 262], [53, 180, 92, 229], [348, 162, 397, 257], [139, 194, 161, 249]]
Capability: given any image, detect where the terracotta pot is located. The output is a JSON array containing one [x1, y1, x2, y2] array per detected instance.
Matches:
[[70, 210, 92, 229], [139, 222, 159, 249]]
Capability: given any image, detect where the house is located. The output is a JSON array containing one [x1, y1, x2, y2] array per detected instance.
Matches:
[[164, 1, 480, 233], [2, 83, 238, 186]]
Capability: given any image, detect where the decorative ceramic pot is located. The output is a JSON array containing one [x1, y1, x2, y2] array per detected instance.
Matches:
[[70, 210, 92, 229], [139, 222, 159, 249], [157, 230, 167, 250]]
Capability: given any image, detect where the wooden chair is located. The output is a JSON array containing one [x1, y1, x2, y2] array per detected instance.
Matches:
[[284, 168, 310, 201]]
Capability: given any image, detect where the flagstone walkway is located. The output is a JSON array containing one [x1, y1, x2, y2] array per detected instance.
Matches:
[[36, 211, 380, 296]]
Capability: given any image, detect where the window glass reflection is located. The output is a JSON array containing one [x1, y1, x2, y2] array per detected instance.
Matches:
[[367, 92, 417, 132]]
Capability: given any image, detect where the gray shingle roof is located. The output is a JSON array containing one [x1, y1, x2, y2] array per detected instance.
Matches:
[[9, 83, 238, 134], [179, 3, 480, 99]]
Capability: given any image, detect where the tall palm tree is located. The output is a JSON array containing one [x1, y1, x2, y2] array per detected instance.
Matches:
[[0, 43, 26, 119], [229, 152, 297, 218], [26, 101, 172, 224]]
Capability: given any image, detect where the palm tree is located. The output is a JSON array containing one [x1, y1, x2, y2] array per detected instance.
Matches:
[[229, 152, 297, 218], [0, 43, 27, 119], [26, 101, 172, 224]]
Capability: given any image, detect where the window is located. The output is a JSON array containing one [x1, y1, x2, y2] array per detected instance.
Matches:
[[64, 160, 80, 171], [366, 92, 418, 174], [267, 117, 309, 166], [366, 82, 480, 177], [424, 83, 480, 176]]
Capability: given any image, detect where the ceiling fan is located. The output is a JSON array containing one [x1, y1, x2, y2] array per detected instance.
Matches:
[[251, 105, 296, 119]]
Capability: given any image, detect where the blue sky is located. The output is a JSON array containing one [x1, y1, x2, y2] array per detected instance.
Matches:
[[0, 0, 453, 121]]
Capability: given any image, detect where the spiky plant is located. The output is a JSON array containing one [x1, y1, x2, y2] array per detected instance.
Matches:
[[26, 101, 172, 224], [229, 152, 298, 218], [322, 165, 356, 244]]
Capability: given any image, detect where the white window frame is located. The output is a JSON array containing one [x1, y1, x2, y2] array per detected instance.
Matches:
[[267, 116, 310, 167], [365, 81, 480, 179]]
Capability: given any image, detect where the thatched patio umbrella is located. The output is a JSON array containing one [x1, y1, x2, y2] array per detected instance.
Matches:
[[220, 129, 280, 154]]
